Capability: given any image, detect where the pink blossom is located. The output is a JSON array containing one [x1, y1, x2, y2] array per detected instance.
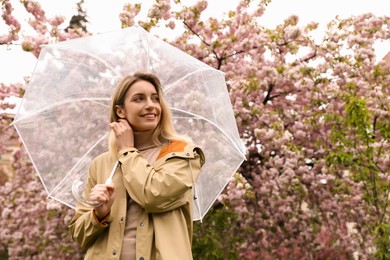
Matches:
[[48, 16, 65, 27], [167, 20, 176, 30]]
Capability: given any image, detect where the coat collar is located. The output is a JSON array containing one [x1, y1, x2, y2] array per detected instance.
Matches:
[[153, 140, 202, 168], [157, 140, 192, 160]]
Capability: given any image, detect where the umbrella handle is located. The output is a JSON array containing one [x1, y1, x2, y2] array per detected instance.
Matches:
[[104, 161, 120, 184], [71, 161, 120, 208]]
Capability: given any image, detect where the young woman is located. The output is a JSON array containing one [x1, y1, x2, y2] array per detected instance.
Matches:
[[69, 72, 205, 260]]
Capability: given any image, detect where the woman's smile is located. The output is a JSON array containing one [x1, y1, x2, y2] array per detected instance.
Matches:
[[141, 112, 158, 119]]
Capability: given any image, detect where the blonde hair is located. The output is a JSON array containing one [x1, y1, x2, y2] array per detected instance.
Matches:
[[108, 72, 188, 154]]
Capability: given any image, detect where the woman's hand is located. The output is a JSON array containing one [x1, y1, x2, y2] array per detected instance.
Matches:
[[109, 119, 134, 151], [90, 183, 115, 220]]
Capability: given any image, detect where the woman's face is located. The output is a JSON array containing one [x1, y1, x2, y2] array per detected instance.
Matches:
[[118, 80, 161, 132]]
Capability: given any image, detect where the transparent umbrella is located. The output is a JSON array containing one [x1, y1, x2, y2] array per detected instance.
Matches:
[[13, 26, 246, 221]]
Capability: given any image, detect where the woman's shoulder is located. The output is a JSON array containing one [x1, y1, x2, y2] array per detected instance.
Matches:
[[91, 151, 115, 164], [158, 140, 205, 164], [162, 139, 198, 152]]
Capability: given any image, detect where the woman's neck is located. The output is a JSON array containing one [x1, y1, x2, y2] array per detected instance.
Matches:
[[133, 130, 156, 150]]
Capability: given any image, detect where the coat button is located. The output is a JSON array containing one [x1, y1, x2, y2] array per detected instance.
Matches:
[[139, 257, 144, 260], [172, 152, 176, 156], [120, 217, 124, 223], [112, 249, 116, 255], [186, 152, 190, 156], [139, 222, 144, 227]]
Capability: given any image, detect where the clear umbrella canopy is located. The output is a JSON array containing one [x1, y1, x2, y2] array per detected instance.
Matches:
[[13, 26, 246, 221]]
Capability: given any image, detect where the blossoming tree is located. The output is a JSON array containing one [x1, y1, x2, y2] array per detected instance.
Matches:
[[1, 0, 389, 259], [0, 0, 87, 258]]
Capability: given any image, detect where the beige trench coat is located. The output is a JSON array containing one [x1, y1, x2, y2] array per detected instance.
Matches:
[[69, 140, 205, 260]]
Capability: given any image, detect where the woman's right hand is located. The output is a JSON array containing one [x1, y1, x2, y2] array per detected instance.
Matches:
[[109, 119, 134, 151], [90, 183, 115, 220]]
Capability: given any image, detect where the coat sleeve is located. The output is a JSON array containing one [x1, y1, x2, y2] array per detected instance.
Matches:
[[118, 145, 204, 213], [68, 158, 111, 249]]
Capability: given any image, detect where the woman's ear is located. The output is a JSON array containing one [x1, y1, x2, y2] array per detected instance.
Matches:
[[115, 105, 125, 119]]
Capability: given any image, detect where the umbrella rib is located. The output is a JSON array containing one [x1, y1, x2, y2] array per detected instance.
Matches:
[[163, 67, 222, 93], [13, 125, 50, 195], [48, 196, 76, 209], [86, 98, 110, 108], [47, 132, 109, 198], [13, 98, 110, 124], [45, 45, 123, 80], [195, 158, 244, 221], [171, 107, 246, 158]]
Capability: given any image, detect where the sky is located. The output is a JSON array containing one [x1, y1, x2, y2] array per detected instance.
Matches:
[[0, 0, 389, 85]]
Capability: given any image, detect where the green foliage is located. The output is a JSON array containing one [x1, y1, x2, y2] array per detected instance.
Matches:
[[374, 222, 390, 260], [0, 251, 8, 260], [244, 77, 260, 92], [192, 207, 243, 260], [325, 92, 390, 256], [372, 64, 386, 79]]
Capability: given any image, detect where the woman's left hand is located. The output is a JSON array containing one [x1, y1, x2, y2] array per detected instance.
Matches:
[[90, 182, 115, 220]]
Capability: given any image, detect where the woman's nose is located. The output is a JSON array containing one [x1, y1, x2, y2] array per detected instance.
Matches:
[[145, 98, 155, 109]]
